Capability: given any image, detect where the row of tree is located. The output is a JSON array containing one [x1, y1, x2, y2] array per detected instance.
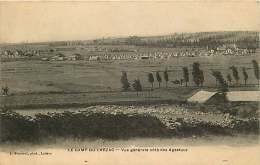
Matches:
[[120, 60, 260, 94], [124, 33, 259, 50], [121, 72, 143, 95], [211, 60, 259, 92], [225, 60, 259, 87]]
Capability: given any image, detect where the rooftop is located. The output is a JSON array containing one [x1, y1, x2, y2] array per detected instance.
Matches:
[[188, 90, 260, 103]]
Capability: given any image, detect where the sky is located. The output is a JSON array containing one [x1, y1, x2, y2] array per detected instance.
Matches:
[[0, 1, 259, 43]]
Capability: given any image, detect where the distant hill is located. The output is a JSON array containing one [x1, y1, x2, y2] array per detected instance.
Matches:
[[1, 31, 259, 49], [93, 31, 259, 49]]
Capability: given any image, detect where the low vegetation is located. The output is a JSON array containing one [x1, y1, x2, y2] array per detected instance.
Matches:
[[0, 104, 259, 143]]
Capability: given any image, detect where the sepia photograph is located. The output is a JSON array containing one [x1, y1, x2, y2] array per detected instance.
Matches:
[[0, 1, 260, 164]]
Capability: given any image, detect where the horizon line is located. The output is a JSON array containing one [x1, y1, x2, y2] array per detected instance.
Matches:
[[1, 30, 259, 46]]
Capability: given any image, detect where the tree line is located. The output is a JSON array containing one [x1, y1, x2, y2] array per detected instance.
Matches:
[[124, 32, 259, 50], [120, 60, 259, 94]]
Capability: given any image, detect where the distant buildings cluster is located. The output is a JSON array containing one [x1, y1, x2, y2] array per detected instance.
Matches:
[[0, 49, 40, 58], [0, 43, 255, 62], [41, 53, 83, 61], [85, 45, 254, 61], [205, 44, 254, 57]]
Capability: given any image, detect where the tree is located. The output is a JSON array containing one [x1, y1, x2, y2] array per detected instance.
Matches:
[[1, 86, 9, 96], [199, 69, 204, 87], [192, 62, 203, 87], [132, 79, 142, 96], [242, 67, 248, 86], [211, 71, 228, 92], [226, 74, 232, 86], [148, 73, 154, 90], [120, 71, 130, 91], [230, 66, 239, 85], [156, 71, 162, 88], [212, 71, 219, 87], [182, 67, 189, 87], [252, 60, 259, 86], [163, 69, 169, 88]]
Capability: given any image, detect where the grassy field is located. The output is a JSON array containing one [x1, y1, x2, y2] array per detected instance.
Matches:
[[0, 52, 259, 108], [1, 54, 259, 94]]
